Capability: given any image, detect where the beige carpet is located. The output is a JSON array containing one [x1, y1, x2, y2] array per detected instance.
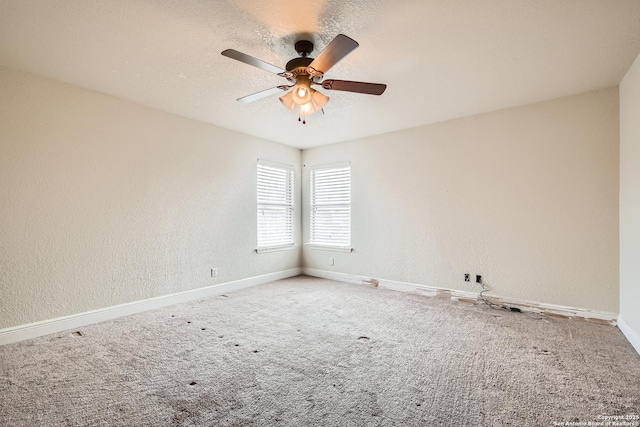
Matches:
[[1, 275, 639, 426]]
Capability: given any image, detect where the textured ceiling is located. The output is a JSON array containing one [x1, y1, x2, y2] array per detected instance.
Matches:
[[1, 0, 640, 149]]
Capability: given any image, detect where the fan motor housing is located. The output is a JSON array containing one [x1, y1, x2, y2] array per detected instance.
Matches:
[[286, 40, 323, 82], [285, 57, 313, 72]]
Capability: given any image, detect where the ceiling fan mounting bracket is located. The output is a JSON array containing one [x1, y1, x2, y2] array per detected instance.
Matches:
[[294, 40, 314, 57]]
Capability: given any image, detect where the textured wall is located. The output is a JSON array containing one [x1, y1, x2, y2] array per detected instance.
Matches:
[[0, 66, 301, 329], [620, 53, 640, 333], [302, 88, 619, 312]]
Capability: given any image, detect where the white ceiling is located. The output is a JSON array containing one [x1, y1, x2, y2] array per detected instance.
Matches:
[[1, 1, 639, 149]]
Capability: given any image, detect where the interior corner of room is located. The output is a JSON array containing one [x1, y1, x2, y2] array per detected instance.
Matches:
[[2, 3, 640, 424], [1, 0, 639, 367]]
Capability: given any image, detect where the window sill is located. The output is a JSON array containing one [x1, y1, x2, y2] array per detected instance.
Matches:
[[255, 245, 297, 254], [305, 244, 353, 253]]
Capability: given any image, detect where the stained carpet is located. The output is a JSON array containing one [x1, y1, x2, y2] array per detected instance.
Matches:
[[1, 275, 639, 426]]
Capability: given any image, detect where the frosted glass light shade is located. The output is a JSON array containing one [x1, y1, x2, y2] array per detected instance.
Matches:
[[279, 92, 295, 110], [291, 78, 312, 105], [298, 101, 316, 115], [296, 89, 331, 116], [311, 90, 329, 110]]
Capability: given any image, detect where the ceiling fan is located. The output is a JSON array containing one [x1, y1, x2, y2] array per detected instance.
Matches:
[[221, 34, 387, 124]]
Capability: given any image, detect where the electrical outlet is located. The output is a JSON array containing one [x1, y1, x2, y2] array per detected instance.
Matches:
[[329, 257, 334, 266], [476, 275, 482, 284], [211, 268, 218, 278], [464, 274, 470, 282]]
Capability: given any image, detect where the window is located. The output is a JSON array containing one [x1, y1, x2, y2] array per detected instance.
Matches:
[[309, 162, 351, 251], [257, 159, 294, 252]]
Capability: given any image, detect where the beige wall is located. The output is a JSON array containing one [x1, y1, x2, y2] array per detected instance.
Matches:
[[620, 53, 640, 333], [0, 63, 623, 330], [0, 66, 301, 329], [302, 88, 620, 313]]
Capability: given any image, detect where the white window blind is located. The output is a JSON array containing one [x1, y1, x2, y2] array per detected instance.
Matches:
[[257, 160, 294, 251], [309, 162, 351, 249]]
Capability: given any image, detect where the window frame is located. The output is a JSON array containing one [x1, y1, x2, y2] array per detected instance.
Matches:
[[256, 159, 295, 253], [307, 161, 352, 252]]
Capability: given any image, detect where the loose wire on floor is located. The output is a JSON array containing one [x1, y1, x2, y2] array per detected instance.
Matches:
[[479, 280, 508, 311], [478, 280, 548, 320]]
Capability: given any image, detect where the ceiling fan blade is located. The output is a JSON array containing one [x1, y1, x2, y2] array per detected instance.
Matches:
[[221, 49, 287, 75], [308, 34, 359, 75], [321, 79, 387, 95], [237, 86, 290, 103]]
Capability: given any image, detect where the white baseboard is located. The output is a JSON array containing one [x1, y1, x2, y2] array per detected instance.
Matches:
[[618, 315, 640, 356], [0, 268, 301, 346], [302, 268, 618, 325]]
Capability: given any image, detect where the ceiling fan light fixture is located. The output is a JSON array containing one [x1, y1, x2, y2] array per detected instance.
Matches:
[[288, 88, 329, 119]]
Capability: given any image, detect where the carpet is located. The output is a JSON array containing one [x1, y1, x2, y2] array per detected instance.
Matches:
[[1, 275, 639, 426]]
